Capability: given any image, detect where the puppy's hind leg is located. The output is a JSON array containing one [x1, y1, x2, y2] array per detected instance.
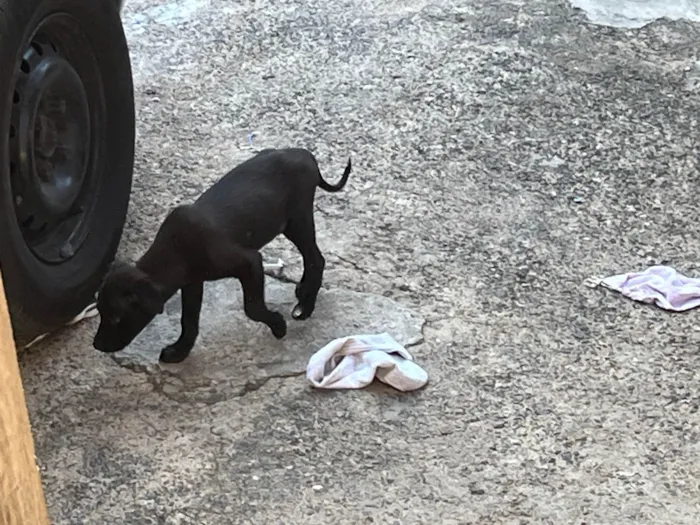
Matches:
[[283, 210, 325, 320], [239, 250, 287, 339], [160, 282, 204, 363]]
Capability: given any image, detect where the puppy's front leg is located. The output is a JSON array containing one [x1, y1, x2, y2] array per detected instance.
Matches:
[[160, 282, 204, 363], [239, 250, 287, 339]]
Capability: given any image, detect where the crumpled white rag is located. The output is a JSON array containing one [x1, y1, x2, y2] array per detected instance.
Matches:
[[306, 332, 428, 391], [595, 265, 700, 312]]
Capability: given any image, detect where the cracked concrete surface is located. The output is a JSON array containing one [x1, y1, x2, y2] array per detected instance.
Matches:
[[16, 0, 700, 523], [113, 278, 424, 404]]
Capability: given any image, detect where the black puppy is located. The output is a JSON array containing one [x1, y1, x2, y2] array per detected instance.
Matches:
[[93, 148, 351, 363]]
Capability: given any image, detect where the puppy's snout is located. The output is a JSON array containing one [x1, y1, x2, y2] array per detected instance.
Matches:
[[93, 335, 107, 352], [93, 331, 118, 353]]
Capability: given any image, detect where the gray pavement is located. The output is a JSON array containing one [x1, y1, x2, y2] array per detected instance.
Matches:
[[18, 0, 700, 523]]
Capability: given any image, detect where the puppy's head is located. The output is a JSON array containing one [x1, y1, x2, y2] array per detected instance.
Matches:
[[93, 261, 166, 353]]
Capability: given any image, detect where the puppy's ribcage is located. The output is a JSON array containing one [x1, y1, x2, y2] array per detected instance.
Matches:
[[162, 202, 318, 283]]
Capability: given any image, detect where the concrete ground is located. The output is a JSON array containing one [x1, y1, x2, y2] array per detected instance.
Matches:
[[18, 0, 700, 523]]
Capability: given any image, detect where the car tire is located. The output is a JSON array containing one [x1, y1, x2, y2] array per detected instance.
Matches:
[[0, 0, 135, 345]]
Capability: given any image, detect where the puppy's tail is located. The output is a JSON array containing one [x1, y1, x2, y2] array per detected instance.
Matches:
[[318, 157, 352, 193]]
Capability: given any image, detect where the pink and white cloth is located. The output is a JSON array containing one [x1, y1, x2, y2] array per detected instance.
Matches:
[[306, 333, 428, 391], [593, 265, 700, 312]]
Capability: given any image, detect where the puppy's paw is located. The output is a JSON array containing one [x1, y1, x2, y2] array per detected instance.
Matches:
[[269, 312, 287, 339], [160, 344, 192, 364], [292, 303, 313, 321]]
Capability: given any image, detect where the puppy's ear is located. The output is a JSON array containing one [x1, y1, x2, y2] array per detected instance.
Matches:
[[108, 259, 129, 273], [133, 277, 165, 316], [101, 259, 126, 290]]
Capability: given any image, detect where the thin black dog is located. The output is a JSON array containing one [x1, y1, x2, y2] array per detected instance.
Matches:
[[93, 148, 351, 363]]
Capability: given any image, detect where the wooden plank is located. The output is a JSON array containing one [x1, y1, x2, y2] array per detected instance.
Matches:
[[0, 271, 50, 525]]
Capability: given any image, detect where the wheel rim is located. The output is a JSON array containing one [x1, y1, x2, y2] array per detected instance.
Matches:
[[7, 15, 103, 264]]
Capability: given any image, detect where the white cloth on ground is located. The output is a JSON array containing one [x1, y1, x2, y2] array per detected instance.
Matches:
[[23, 302, 100, 349], [306, 332, 428, 391], [596, 265, 700, 312]]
